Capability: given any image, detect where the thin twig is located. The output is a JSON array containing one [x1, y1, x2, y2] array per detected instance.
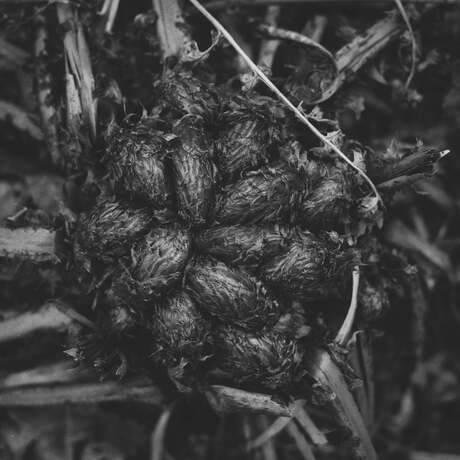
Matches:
[[335, 266, 360, 347], [189, 0, 383, 205]]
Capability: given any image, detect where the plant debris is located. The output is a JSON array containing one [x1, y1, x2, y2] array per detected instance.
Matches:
[[0, 0, 458, 459]]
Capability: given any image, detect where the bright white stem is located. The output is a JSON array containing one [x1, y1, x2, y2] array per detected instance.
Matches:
[[105, 0, 120, 33], [335, 266, 360, 347]]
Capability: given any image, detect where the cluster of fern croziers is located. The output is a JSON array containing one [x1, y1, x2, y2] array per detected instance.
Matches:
[[72, 66, 396, 396]]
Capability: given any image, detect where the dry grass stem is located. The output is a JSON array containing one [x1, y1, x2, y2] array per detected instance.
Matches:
[[246, 415, 291, 451], [153, 0, 190, 58], [286, 422, 317, 460], [0, 379, 166, 406], [0, 301, 94, 344], [308, 348, 378, 460], [57, 3, 96, 140], [291, 401, 328, 446], [0, 100, 43, 140], [257, 5, 281, 69], [0, 361, 95, 389], [189, 0, 383, 204], [0, 227, 56, 262], [205, 385, 292, 416]]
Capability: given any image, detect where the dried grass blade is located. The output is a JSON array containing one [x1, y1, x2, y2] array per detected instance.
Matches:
[[57, 3, 96, 140], [0, 100, 43, 140], [286, 422, 317, 460], [34, 14, 61, 165], [188, 0, 383, 205], [0, 302, 73, 344], [257, 6, 281, 69], [348, 331, 375, 430], [246, 415, 291, 451], [205, 385, 292, 416], [308, 348, 378, 460], [335, 10, 403, 77], [0, 361, 95, 389], [291, 401, 328, 446], [153, 0, 189, 58], [0, 379, 166, 406]]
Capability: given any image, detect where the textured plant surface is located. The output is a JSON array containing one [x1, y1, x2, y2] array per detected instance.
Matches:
[[1, 1, 459, 459], [70, 62, 403, 398]]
